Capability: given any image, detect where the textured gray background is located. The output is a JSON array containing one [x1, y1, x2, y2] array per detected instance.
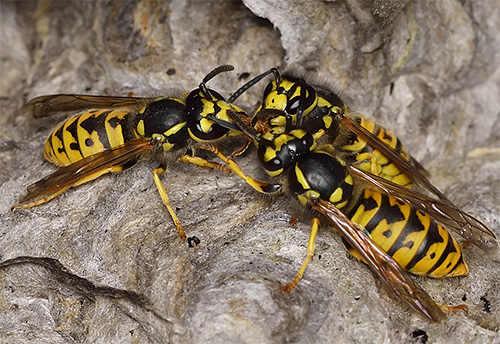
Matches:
[[1, 1, 499, 343]]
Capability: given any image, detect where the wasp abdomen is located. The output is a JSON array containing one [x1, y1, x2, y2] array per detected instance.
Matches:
[[349, 189, 469, 278], [43, 109, 136, 166]]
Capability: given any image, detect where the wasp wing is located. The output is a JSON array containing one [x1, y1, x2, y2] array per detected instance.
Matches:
[[14, 138, 156, 207], [311, 198, 446, 322], [340, 115, 445, 199], [347, 165, 500, 260], [23, 94, 157, 118]]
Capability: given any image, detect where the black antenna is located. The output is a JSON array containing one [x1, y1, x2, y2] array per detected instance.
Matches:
[[200, 65, 235, 99], [228, 68, 281, 103], [295, 79, 306, 128], [203, 65, 234, 84]]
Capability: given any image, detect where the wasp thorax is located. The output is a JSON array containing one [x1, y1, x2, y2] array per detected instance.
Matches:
[[136, 98, 188, 148], [288, 152, 354, 209]]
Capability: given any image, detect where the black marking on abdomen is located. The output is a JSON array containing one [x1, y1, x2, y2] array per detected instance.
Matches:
[[426, 232, 458, 275], [80, 112, 111, 150], [405, 220, 445, 271], [364, 195, 406, 233], [65, 119, 81, 155], [385, 201, 425, 257], [107, 116, 122, 129]]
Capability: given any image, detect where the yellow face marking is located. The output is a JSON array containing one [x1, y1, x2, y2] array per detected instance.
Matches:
[[199, 118, 213, 133], [261, 131, 276, 142], [273, 134, 293, 152], [214, 103, 233, 122], [264, 92, 287, 110], [263, 146, 277, 161], [263, 80, 291, 110], [200, 98, 216, 116]]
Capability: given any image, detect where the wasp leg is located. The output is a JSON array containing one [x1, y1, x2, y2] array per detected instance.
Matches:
[[281, 217, 320, 291], [179, 155, 232, 174], [353, 151, 413, 188], [13, 164, 130, 210], [438, 303, 468, 314], [230, 137, 252, 158], [152, 167, 186, 241], [199, 143, 281, 194]]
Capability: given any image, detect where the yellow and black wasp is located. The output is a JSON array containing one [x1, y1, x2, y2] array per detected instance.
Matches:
[[226, 68, 500, 321], [13, 65, 279, 241]]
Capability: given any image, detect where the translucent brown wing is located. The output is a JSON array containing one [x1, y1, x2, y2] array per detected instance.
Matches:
[[22, 94, 157, 118], [340, 115, 445, 199], [13, 138, 156, 207], [347, 165, 500, 260], [311, 198, 447, 322]]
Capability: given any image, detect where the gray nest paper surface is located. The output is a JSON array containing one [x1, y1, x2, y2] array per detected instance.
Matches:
[[1, 1, 499, 343]]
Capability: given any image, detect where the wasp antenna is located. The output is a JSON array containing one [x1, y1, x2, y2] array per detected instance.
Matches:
[[225, 110, 261, 142], [203, 65, 234, 84], [228, 68, 281, 103], [199, 65, 235, 100], [295, 79, 306, 128]]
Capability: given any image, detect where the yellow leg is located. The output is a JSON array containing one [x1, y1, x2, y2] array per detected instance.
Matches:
[[180, 155, 231, 174], [199, 143, 280, 194], [152, 167, 186, 241], [312, 129, 325, 142], [281, 217, 320, 291], [438, 303, 468, 313]]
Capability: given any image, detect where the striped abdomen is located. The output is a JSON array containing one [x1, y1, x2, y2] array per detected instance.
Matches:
[[348, 189, 468, 278], [340, 116, 413, 188], [43, 108, 136, 167]]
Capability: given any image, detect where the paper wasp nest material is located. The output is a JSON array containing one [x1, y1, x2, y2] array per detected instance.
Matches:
[[1, 0, 499, 343]]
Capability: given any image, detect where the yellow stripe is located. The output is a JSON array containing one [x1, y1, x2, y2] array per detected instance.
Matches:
[[77, 112, 105, 157], [105, 109, 129, 147]]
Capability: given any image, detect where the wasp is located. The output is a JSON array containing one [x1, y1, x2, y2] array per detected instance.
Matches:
[[13, 65, 279, 241], [226, 68, 500, 321]]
